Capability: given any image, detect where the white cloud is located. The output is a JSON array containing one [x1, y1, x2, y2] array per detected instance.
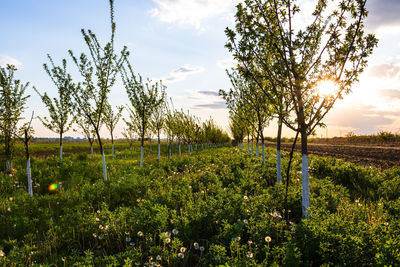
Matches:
[[149, 0, 239, 30], [0, 55, 22, 68], [161, 65, 204, 83], [216, 59, 237, 70]]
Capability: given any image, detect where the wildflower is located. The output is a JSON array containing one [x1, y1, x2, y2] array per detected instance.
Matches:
[[149, 256, 153, 261], [199, 246, 205, 252], [180, 247, 186, 253], [9, 197, 13, 201], [156, 255, 162, 261], [178, 252, 184, 259], [0, 250, 5, 257], [247, 251, 253, 258], [130, 242, 135, 246], [99, 225, 104, 230], [165, 238, 171, 243], [93, 233, 97, 238], [125, 231, 130, 235], [97, 210, 101, 214], [265, 236, 271, 243], [136, 198, 141, 203], [126, 237, 132, 242], [95, 217, 100, 222], [248, 240, 253, 245], [194, 242, 199, 249], [244, 196, 248, 200], [384, 222, 389, 226], [172, 229, 179, 235], [237, 236, 241, 241], [98, 235, 103, 240], [237, 219, 241, 223], [137, 231, 144, 237], [7, 207, 11, 212], [243, 219, 248, 224], [104, 225, 109, 230]]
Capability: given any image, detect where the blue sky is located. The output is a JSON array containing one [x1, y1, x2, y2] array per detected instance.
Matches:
[[1, 0, 400, 138]]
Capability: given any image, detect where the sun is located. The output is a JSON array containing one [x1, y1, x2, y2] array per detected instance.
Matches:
[[316, 79, 338, 97]]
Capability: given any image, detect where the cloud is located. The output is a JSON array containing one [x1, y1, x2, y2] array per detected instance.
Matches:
[[369, 64, 400, 79], [149, 0, 239, 30], [198, 90, 219, 96], [326, 105, 396, 133], [366, 0, 400, 32], [216, 59, 237, 70], [192, 101, 226, 109], [161, 65, 204, 83], [378, 89, 400, 99], [0, 55, 22, 68]]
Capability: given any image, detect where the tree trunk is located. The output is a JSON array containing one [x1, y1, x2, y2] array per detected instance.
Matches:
[[300, 127, 310, 218], [277, 121, 283, 183], [188, 143, 190, 155], [90, 143, 94, 160], [24, 130, 33, 197], [59, 132, 63, 163], [284, 131, 299, 225], [179, 141, 181, 156], [251, 138, 254, 156], [140, 136, 144, 168], [158, 133, 161, 161], [111, 134, 114, 159], [261, 134, 265, 166], [96, 132, 107, 181], [256, 133, 259, 158], [247, 133, 250, 152], [5, 135, 12, 174]]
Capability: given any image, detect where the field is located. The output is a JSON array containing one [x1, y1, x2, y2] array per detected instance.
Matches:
[[1, 142, 400, 266]]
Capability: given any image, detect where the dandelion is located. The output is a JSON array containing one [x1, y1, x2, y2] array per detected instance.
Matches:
[[9, 197, 13, 201], [247, 251, 253, 258], [125, 231, 130, 235], [7, 207, 10, 212], [95, 217, 100, 222], [384, 222, 389, 226], [165, 238, 171, 243], [194, 242, 199, 249], [126, 237, 132, 242], [0, 250, 5, 257], [156, 255, 162, 261], [97, 210, 101, 214], [137, 231, 143, 237], [93, 233, 97, 238], [237, 236, 241, 241], [172, 229, 179, 235], [104, 225, 109, 230], [178, 252, 184, 259], [243, 219, 248, 224], [244, 196, 248, 200], [265, 236, 271, 243], [136, 198, 141, 203], [248, 240, 253, 245], [180, 247, 186, 253], [199, 246, 205, 252]]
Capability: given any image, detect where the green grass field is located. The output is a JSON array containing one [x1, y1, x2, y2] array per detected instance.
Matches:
[[1, 143, 400, 266]]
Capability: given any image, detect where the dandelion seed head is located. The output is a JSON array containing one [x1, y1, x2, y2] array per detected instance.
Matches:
[[265, 236, 271, 243]]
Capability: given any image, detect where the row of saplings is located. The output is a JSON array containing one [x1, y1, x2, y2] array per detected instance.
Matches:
[[0, 0, 229, 196]]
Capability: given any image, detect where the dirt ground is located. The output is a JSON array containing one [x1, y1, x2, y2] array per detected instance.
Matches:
[[268, 141, 400, 169]]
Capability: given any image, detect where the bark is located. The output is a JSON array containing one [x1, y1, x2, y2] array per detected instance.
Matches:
[[59, 132, 63, 163], [300, 128, 310, 218], [96, 130, 107, 181], [277, 121, 283, 183], [284, 131, 299, 225]]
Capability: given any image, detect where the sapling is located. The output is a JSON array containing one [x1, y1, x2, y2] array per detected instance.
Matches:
[[102, 102, 123, 159]]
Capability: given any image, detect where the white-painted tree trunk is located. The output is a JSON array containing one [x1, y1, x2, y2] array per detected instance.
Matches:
[[112, 143, 115, 159], [5, 159, 11, 174], [247, 141, 249, 152], [256, 142, 259, 157], [91, 144, 94, 160], [179, 143, 181, 156], [169, 145, 172, 159], [301, 154, 310, 217], [60, 145, 63, 163], [262, 143, 265, 166], [251, 141, 254, 156], [27, 158, 33, 197], [158, 143, 161, 161], [277, 150, 282, 183], [102, 151, 108, 181], [140, 145, 143, 168]]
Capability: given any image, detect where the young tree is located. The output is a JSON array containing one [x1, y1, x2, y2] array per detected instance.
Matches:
[[68, 0, 128, 181], [151, 91, 167, 161], [19, 112, 35, 197], [122, 63, 164, 168], [103, 102, 123, 159], [0, 64, 30, 174], [226, 0, 378, 216], [34, 55, 74, 163], [122, 126, 136, 152]]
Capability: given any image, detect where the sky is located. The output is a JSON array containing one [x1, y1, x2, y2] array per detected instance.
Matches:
[[1, 0, 400, 139]]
